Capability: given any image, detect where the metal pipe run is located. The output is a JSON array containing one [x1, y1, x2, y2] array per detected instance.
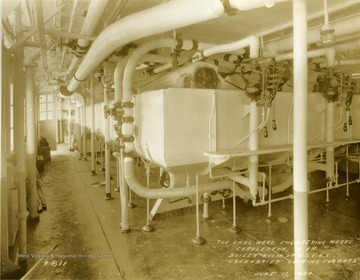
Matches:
[[90, 76, 96, 175], [292, 0, 309, 278], [25, 65, 38, 220], [81, 104, 87, 160], [32, 0, 49, 80], [124, 158, 232, 200], [14, 47, 29, 266], [103, 63, 112, 200], [326, 102, 335, 181]]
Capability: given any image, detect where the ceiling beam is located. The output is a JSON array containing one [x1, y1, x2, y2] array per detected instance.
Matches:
[[9, 2, 69, 52]]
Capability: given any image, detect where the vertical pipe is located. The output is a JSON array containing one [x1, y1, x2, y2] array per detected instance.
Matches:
[[25, 65, 39, 220], [59, 98, 63, 143], [193, 174, 205, 245], [249, 100, 259, 197], [82, 105, 87, 160], [326, 102, 335, 181], [120, 150, 129, 232], [1, 54, 19, 275], [293, 0, 309, 278], [14, 47, 29, 266], [202, 192, 209, 220], [103, 64, 111, 200], [90, 76, 96, 175], [75, 107, 82, 155], [67, 98, 71, 146]]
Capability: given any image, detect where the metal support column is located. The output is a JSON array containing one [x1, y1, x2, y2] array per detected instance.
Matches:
[[14, 47, 29, 267], [293, 0, 309, 278], [90, 76, 96, 175], [25, 65, 39, 220]]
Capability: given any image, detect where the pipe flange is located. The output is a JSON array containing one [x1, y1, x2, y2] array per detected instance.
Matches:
[[122, 102, 134, 108], [74, 73, 87, 82], [221, 0, 237, 16]]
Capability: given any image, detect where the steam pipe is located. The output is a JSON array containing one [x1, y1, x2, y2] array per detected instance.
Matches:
[[293, 0, 309, 278], [103, 63, 112, 200], [195, 35, 259, 60], [67, 0, 226, 92], [319, 58, 360, 68], [124, 158, 231, 199], [90, 76, 96, 175], [32, 0, 49, 80], [14, 46, 29, 266], [249, 101, 259, 197], [275, 47, 336, 67], [25, 65, 38, 220], [65, 0, 289, 93], [326, 102, 335, 181], [65, 0, 110, 77], [265, 14, 360, 54], [229, 0, 288, 10]]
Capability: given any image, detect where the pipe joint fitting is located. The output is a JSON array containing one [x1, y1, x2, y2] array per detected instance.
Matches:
[[201, 195, 212, 203], [122, 116, 134, 123], [221, 0, 237, 16], [122, 102, 134, 108], [123, 136, 135, 142]]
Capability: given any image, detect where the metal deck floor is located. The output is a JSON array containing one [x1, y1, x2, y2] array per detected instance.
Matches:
[[21, 144, 360, 279]]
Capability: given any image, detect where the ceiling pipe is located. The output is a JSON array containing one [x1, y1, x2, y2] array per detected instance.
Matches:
[[264, 13, 360, 54], [65, 0, 110, 77], [192, 35, 259, 61], [63, 0, 287, 95], [229, 0, 288, 10], [32, 0, 49, 80], [275, 47, 336, 67], [319, 58, 360, 68], [59, 0, 79, 69]]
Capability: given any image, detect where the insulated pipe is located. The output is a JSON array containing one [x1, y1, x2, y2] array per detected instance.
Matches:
[[197, 35, 259, 59], [67, 0, 226, 93], [32, 0, 49, 80], [319, 59, 360, 68], [275, 47, 336, 67], [25, 65, 38, 220], [90, 76, 96, 175], [67, 99, 71, 145], [124, 158, 232, 199], [81, 104, 87, 160], [59, 99, 63, 143], [60, 0, 78, 70], [103, 63, 112, 200], [229, 0, 288, 10], [65, 0, 110, 77], [66, 0, 288, 93], [249, 101, 259, 197], [293, 0, 309, 278], [326, 102, 335, 181], [265, 14, 360, 54], [14, 47, 29, 266]]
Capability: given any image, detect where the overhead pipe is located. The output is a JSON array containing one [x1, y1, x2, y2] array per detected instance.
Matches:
[[275, 47, 336, 67], [65, 0, 288, 94], [65, 0, 110, 77], [32, 0, 49, 80], [319, 58, 360, 68], [60, 0, 79, 70], [265, 13, 360, 55], [193, 35, 259, 60], [292, 0, 309, 278]]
